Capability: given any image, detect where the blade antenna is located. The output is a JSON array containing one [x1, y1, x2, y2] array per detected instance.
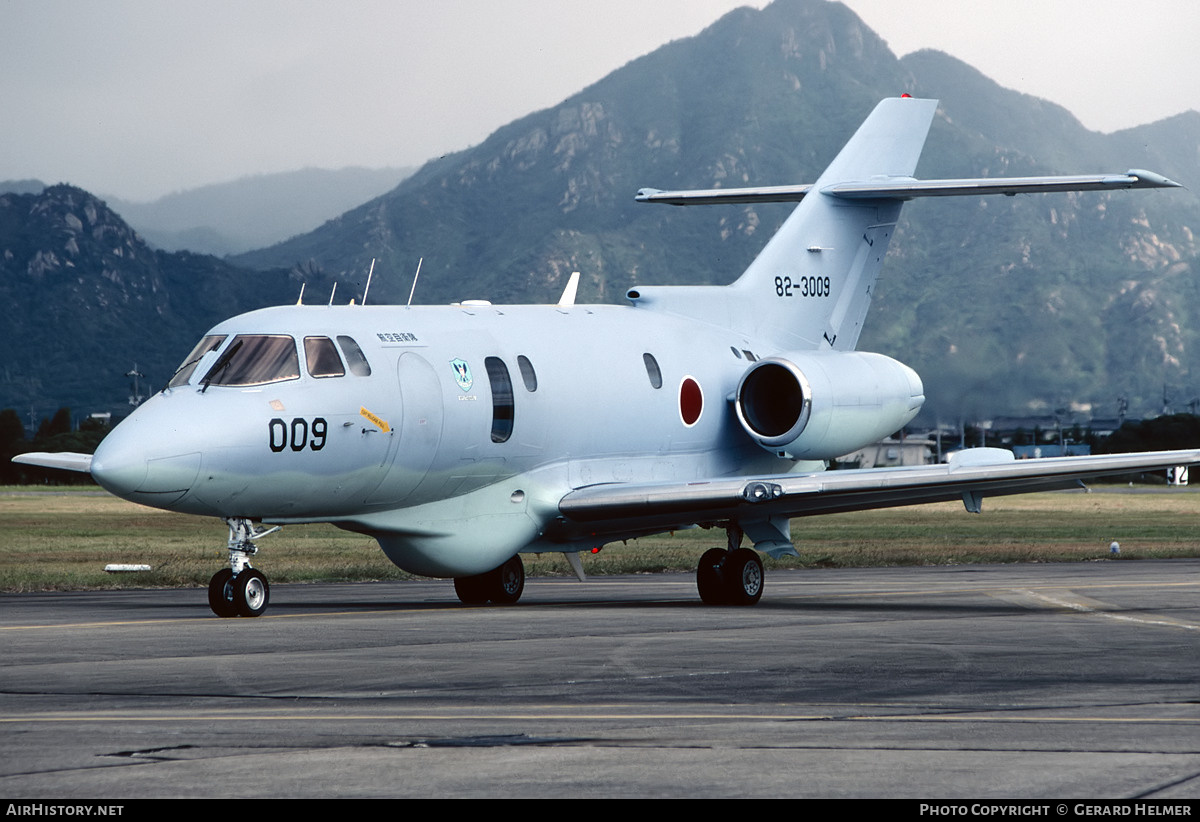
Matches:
[[406, 257, 424, 308], [328, 281, 337, 306], [362, 258, 376, 306], [557, 271, 580, 307], [295, 282, 305, 306]]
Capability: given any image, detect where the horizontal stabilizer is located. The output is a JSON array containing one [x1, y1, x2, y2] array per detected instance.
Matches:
[[636, 170, 1180, 206], [12, 451, 94, 473], [635, 184, 814, 205], [829, 169, 1182, 199]]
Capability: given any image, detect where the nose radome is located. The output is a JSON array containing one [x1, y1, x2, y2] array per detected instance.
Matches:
[[91, 421, 201, 502], [90, 431, 148, 498]]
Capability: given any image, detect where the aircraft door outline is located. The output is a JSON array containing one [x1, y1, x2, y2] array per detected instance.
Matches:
[[366, 351, 444, 505]]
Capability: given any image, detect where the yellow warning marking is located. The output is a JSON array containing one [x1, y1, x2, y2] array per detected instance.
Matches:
[[359, 406, 390, 432]]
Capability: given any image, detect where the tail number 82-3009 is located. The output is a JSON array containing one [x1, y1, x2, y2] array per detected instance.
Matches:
[[775, 275, 830, 298]]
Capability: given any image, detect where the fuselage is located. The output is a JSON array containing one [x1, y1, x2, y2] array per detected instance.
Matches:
[[88, 99, 961, 579], [92, 301, 831, 574]]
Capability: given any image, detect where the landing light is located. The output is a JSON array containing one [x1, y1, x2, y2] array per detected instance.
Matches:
[[742, 481, 784, 502]]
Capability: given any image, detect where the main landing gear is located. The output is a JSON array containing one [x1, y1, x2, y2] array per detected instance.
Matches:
[[208, 518, 277, 617], [696, 527, 764, 606], [454, 554, 525, 605]]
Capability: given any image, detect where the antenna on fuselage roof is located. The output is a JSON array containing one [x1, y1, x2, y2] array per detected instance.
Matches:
[[362, 258, 376, 306], [295, 283, 305, 306], [557, 271, 580, 307], [406, 257, 424, 308], [328, 282, 337, 306]]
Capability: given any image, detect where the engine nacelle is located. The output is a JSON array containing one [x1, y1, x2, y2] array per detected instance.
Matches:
[[734, 351, 924, 459]]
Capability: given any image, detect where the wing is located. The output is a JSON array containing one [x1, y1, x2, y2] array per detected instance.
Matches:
[[11, 452, 94, 473], [635, 169, 1180, 205], [555, 449, 1200, 547]]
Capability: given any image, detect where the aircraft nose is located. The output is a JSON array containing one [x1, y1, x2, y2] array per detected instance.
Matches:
[[91, 415, 201, 505], [90, 434, 147, 497]]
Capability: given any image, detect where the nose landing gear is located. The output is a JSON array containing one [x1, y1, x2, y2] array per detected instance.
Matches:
[[207, 518, 277, 617], [207, 568, 237, 617]]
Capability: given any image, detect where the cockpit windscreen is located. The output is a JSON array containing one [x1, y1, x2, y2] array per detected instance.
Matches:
[[204, 335, 300, 387], [167, 335, 227, 389]]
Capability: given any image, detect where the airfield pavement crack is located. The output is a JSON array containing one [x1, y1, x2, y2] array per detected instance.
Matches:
[[1129, 768, 1200, 798]]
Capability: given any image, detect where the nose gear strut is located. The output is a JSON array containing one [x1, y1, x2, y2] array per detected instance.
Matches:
[[207, 517, 279, 617]]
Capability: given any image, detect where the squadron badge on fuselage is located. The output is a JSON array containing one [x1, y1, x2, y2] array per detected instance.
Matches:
[[450, 358, 473, 392]]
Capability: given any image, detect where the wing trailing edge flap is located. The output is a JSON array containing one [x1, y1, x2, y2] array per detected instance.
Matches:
[[12, 451, 94, 473], [557, 449, 1200, 543], [634, 170, 1181, 206]]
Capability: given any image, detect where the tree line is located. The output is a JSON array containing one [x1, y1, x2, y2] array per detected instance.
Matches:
[[0, 407, 109, 485]]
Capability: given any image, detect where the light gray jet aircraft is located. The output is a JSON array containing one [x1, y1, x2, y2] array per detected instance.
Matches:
[[16, 96, 1199, 617]]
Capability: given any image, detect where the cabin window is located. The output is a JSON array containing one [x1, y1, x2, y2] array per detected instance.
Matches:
[[643, 352, 663, 389], [304, 336, 345, 378], [485, 356, 514, 443], [168, 335, 227, 388], [517, 355, 537, 392], [336, 335, 372, 376], [204, 335, 300, 387]]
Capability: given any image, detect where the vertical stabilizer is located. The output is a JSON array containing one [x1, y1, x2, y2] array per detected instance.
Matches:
[[730, 97, 938, 351]]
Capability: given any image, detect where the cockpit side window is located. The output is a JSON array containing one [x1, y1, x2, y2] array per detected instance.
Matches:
[[304, 336, 345, 378], [336, 335, 372, 377], [168, 335, 227, 388], [206, 335, 300, 387]]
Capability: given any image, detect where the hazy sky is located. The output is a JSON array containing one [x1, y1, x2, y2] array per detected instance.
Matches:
[[2, 0, 1196, 201]]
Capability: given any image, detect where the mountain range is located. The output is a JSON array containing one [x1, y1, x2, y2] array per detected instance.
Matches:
[[0, 184, 291, 418], [103, 166, 413, 256], [3, 166, 413, 257], [2, 0, 1198, 427]]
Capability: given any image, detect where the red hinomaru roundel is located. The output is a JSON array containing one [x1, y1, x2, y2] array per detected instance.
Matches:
[[679, 376, 702, 426]]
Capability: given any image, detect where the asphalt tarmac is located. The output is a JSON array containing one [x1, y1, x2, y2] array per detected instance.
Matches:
[[2, 560, 1199, 799]]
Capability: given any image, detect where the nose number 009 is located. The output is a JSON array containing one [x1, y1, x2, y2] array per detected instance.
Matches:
[[268, 417, 328, 452]]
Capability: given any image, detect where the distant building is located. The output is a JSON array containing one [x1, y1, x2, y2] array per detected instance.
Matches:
[[1085, 418, 1123, 439], [988, 416, 1064, 444], [1011, 444, 1091, 459], [839, 437, 934, 469]]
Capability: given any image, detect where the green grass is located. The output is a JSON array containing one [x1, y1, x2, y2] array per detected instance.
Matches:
[[2, 485, 1198, 592]]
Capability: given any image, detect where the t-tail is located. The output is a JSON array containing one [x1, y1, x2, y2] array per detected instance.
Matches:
[[631, 97, 936, 351], [728, 96, 936, 351], [632, 96, 1178, 351]]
